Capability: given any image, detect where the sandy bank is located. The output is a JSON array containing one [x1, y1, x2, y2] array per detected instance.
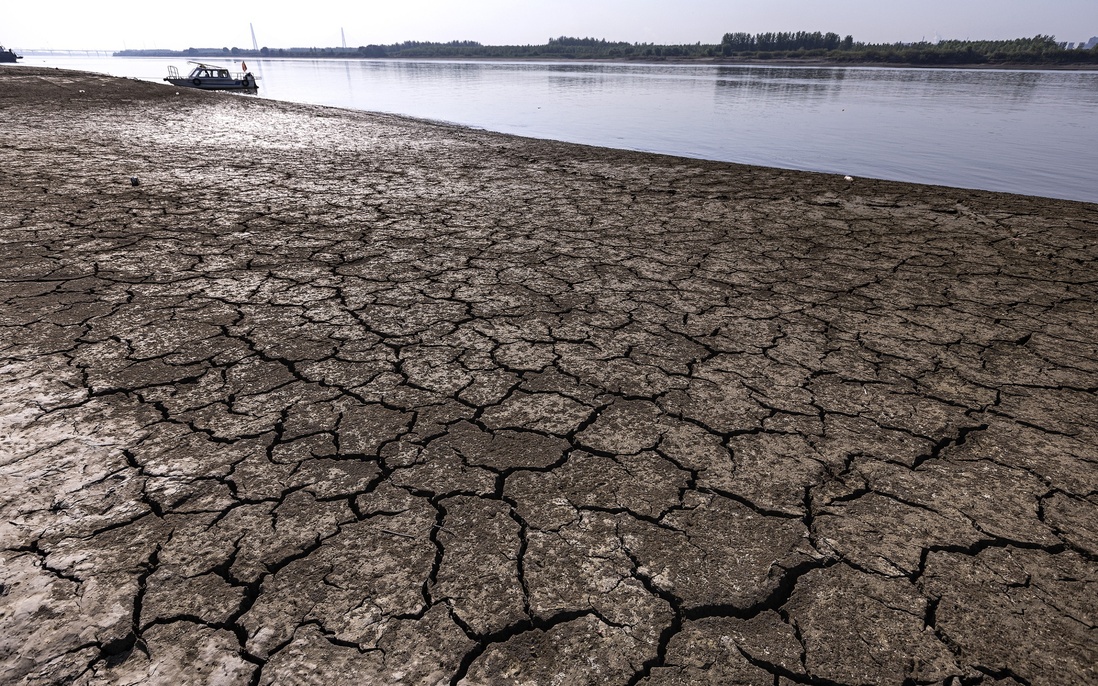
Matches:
[[1, 67, 1096, 685]]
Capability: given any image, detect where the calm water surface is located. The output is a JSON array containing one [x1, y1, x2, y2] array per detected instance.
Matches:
[[20, 54, 1098, 203]]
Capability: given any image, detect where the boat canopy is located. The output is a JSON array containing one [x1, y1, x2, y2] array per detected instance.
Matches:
[[188, 65, 232, 78]]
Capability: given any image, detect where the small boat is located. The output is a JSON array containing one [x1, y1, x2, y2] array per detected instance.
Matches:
[[0, 45, 21, 63], [165, 62, 257, 92]]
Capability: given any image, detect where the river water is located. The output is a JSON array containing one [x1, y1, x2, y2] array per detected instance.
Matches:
[[18, 54, 1098, 203]]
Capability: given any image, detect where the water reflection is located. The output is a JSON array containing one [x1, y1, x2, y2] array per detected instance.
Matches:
[[714, 65, 849, 82], [713, 74, 839, 101], [26, 55, 1098, 203], [835, 68, 1044, 110]]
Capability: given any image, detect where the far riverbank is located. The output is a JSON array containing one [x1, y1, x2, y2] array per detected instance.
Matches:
[[223, 54, 1098, 70], [114, 33, 1098, 68]]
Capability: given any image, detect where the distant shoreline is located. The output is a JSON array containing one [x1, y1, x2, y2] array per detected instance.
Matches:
[[343, 55, 1098, 71], [22, 52, 1098, 71]]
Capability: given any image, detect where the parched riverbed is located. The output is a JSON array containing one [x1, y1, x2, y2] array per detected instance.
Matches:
[[1, 67, 1096, 685]]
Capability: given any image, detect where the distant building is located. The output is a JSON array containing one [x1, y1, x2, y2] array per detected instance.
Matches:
[[1083, 36, 1098, 50]]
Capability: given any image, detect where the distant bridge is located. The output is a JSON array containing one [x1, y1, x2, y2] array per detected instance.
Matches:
[[17, 49, 117, 57]]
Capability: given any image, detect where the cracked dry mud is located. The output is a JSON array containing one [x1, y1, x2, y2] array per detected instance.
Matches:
[[1, 67, 1096, 686]]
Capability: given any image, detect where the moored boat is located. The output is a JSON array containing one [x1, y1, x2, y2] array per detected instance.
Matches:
[[0, 46, 21, 63], [165, 62, 257, 92]]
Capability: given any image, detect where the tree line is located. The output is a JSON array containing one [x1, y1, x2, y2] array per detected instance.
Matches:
[[720, 33, 1098, 65], [339, 37, 720, 60], [115, 33, 1098, 65], [828, 35, 1098, 65], [721, 31, 853, 52]]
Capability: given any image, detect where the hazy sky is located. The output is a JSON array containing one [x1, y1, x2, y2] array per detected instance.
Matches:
[[5, 0, 1098, 50]]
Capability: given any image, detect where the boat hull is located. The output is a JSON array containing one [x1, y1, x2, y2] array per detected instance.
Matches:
[[0, 51, 20, 64], [165, 75, 256, 92]]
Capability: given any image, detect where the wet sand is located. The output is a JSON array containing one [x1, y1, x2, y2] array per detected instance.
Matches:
[[1, 67, 1096, 685]]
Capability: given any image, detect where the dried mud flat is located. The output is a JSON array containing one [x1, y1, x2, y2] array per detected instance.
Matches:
[[1, 67, 1096, 685]]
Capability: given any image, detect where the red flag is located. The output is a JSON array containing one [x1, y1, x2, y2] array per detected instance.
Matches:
[[241, 61, 248, 71]]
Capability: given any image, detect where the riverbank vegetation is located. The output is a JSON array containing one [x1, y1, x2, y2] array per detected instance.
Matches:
[[116, 33, 1098, 66]]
